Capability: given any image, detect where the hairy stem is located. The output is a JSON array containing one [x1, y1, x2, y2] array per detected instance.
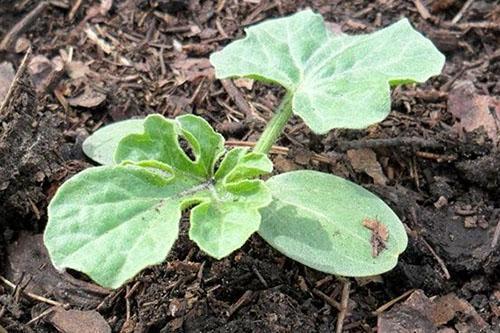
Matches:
[[254, 93, 293, 155]]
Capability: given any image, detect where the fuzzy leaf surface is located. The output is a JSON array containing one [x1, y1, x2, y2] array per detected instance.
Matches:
[[44, 165, 184, 289], [45, 115, 272, 288], [259, 170, 408, 276], [210, 10, 445, 133], [82, 119, 144, 165]]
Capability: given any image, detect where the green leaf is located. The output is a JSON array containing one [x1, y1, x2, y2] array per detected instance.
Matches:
[[210, 10, 445, 134], [82, 119, 145, 165], [44, 165, 183, 289], [190, 147, 272, 259], [258, 170, 408, 277], [45, 115, 272, 288], [115, 114, 225, 178]]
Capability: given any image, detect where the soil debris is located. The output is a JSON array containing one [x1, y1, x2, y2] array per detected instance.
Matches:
[[431, 293, 488, 328], [5, 233, 107, 308], [170, 57, 213, 84], [67, 86, 107, 108], [448, 80, 500, 143], [363, 218, 389, 257], [47, 307, 111, 333], [377, 289, 491, 333], [347, 148, 388, 185]]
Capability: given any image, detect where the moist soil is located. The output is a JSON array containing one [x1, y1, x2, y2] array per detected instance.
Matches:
[[0, 1, 499, 332]]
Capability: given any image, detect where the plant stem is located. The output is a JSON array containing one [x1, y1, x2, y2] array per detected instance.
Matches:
[[253, 93, 293, 155]]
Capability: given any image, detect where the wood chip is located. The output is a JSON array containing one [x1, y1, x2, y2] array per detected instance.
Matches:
[[48, 307, 111, 333], [68, 87, 106, 108]]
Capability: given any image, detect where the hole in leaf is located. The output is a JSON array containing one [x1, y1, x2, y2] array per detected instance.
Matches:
[[178, 136, 196, 161], [213, 153, 225, 173]]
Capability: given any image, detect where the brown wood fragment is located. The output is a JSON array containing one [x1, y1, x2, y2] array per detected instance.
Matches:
[[48, 307, 111, 333], [413, 0, 431, 20], [227, 290, 254, 317], [335, 280, 351, 333], [363, 218, 389, 257], [312, 288, 342, 311]]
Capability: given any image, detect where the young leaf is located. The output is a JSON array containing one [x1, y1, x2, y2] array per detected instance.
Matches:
[[258, 170, 408, 277], [45, 115, 272, 288], [210, 10, 445, 133], [115, 114, 225, 177], [82, 119, 145, 165], [190, 147, 273, 259]]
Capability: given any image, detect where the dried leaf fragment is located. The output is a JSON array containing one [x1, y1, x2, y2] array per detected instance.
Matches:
[[363, 218, 389, 257], [431, 293, 488, 328], [448, 81, 500, 143], [67, 86, 106, 108], [347, 148, 388, 185], [170, 57, 214, 84]]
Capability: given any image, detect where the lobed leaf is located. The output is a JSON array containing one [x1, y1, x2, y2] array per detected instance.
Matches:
[[45, 115, 272, 288], [115, 114, 225, 178], [259, 170, 408, 277], [210, 10, 445, 133]]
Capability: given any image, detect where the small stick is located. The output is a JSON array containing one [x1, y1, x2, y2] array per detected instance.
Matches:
[[252, 266, 268, 288], [227, 290, 254, 317], [312, 288, 341, 311], [96, 288, 123, 311], [216, 0, 226, 13], [335, 280, 351, 333], [84, 25, 131, 66], [451, 0, 474, 24], [338, 137, 440, 151], [315, 276, 334, 288], [125, 281, 141, 299], [413, 0, 431, 20], [125, 286, 131, 322], [0, 2, 48, 51], [242, 2, 278, 26], [26, 307, 56, 326], [415, 151, 457, 162], [68, 0, 83, 21], [421, 237, 451, 279], [0, 49, 31, 116], [405, 222, 451, 280], [491, 218, 500, 249], [196, 261, 206, 281], [0, 275, 67, 308], [224, 140, 337, 165], [373, 289, 415, 315], [224, 140, 289, 155], [457, 21, 499, 30]]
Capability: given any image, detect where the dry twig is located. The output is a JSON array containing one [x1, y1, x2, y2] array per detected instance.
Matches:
[[0, 275, 67, 308], [373, 289, 415, 315], [0, 2, 48, 51], [335, 280, 351, 333]]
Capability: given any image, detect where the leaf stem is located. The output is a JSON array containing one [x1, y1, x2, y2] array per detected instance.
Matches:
[[254, 93, 293, 155]]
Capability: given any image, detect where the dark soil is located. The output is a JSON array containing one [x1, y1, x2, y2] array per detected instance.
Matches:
[[1, 0, 499, 332]]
